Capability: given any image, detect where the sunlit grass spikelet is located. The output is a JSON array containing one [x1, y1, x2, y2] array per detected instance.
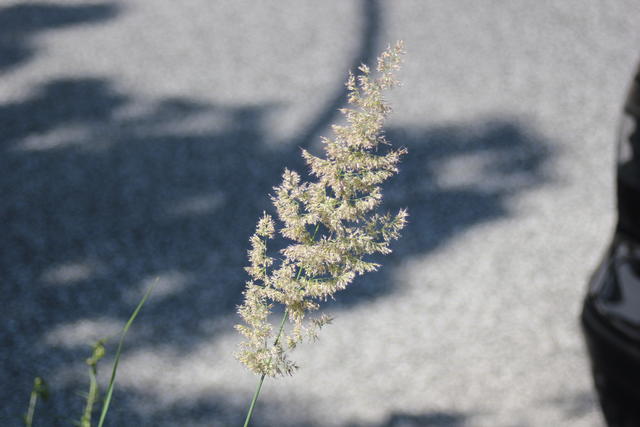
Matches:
[[236, 41, 407, 377]]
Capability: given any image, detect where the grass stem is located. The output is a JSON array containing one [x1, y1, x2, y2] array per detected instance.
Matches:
[[24, 382, 39, 427], [80, 365, 99, 427]]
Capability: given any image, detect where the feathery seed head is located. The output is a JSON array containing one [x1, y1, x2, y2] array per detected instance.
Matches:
[[236, 41, 407, 377]]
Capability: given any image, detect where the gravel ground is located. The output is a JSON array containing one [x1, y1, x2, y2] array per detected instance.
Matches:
[[2, 1, 640, 426]]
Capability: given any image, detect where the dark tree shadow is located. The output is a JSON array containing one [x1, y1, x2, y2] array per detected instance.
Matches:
[[345, 410, 468, 427], [0, 2, 119, 72], [0, 77, 288, 425], [0, 0, 555, 424], [543, 390, 599, 421], [19, 383, 469, 427], [0, 75, 553, 425], [379, 411, 466, 427], [17, 385, 251, 427], [331, 121, 553, 306], [290, 0, 381, 150]]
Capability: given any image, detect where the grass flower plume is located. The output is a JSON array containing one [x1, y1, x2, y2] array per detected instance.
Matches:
[[236, 41, 407, 377]]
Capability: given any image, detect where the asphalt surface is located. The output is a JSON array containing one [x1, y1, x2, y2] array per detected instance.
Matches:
[[2, 1, 640, 426]]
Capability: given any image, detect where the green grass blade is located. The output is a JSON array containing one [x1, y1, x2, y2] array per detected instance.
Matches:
[[79, 366, 98, 427], [78, 340, 106, 427], [24, 377, 42, 427], [97, 279, 157, 427], [23, 377, 46, 427], [24, 388, 38, 427]]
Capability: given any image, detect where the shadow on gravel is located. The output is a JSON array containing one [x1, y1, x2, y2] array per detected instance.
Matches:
[[290, 0, 381, 151], [544, 390, 598, 421], [0, 2, 118, 72], [333, 119, 554, 306], [0, 75, 553, 424], [20, 385, 251, 427], [347, 410, 468, 427], [0, 1, 554, 424], [0, 77, 287, 425]]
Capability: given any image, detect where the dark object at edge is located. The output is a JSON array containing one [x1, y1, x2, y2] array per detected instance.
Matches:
[[581, 64, 640, 427]]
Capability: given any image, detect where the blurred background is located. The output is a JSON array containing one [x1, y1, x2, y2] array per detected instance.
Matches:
[[1, 1, 639, 425]]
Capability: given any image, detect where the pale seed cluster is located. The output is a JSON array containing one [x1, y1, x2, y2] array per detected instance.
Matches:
[[236, 42, 407, 377]]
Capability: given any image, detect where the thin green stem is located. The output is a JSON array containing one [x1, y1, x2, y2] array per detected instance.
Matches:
[[24, 389, 38, 427], [243, 373, 266, 427], [24, 377, 46, 427], [80, 366, 99, 427], [243, 223, 320, 427]]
